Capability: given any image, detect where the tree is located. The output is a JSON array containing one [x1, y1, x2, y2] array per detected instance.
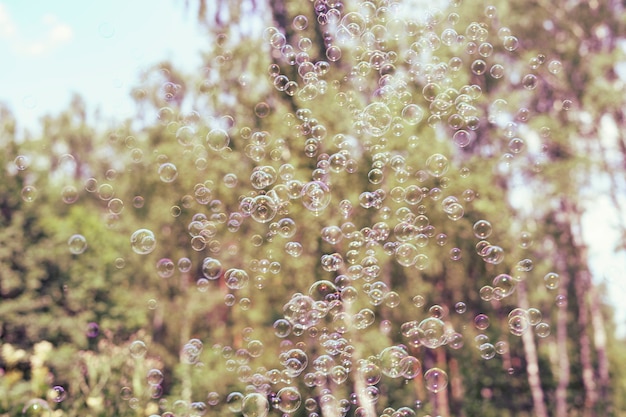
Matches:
[[2, 1, 626, 416]]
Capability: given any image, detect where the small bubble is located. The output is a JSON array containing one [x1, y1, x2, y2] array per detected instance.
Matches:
[[130, 229, 157, 255], [158, 162, 178, 183], [471, 59, 487, 75], [254, 102, 271, 118], [86, 322, 99, 338], [474, 314, 490, 330], [544, 272, 559, 290], [522, 74, 538, 90], [68, 234, 88, 254], [293, 15, 309, 30], [424, 368, 448, 393], [47, 386, 67, 403], [22, 399, 51, 417], [535, 322, 551, 337], [21, 185, 38, 202], [14, 155, 30, 170], [129, 340, 148, 358], [548, 60, 562, 74], [473, 220, 493, 239]]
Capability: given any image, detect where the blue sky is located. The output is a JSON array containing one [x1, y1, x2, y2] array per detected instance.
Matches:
[[0, 0, 205, 132]]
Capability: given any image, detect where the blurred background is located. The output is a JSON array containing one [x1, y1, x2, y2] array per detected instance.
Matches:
[[1, 0, 626, 416]]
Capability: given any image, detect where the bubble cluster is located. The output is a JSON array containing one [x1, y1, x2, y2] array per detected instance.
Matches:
[[9, 2, 580, 416]]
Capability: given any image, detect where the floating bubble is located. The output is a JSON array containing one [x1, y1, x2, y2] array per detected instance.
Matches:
[[61, 185, 79, 204], [22, 399, 51, 417], [493, 273, 516, 297], [424, 368, 448, 393], [276, 387, 302, 413], [479, 343, 496, 360], [473, 220, 493, 239], [535, 322, 551, 337], [14, 155, 30, 170], [401, 104, 424, 125], [129, 340, 148, 358], [47, 386, 66, 403], [292, 15, 308, 31], [361, 102, 392, 137], [250, 195, 278, 223], [242, 393, 269, 417], [21, 185, 37, 202], [425, 154, 449, 177], [548, 60, 562, 74], [206, 128, 231, 151], [202, 257, 223, 279], [130, 229, 157, 255], [226, 392, 244, 413], [68, 234, 88, 254], [544, 272, 559, 290], [379, 345, 409, 378], [508, 308, 530, 336], [225, 268, 249, 290], [301, 181, 331, 215], [471, 59, 487, 75], [416, 317, 447, 349], [158, 162, 178, 183], [156, 258, 175, 278], [254, 102, 271, 118], [147, 368, 164, 385], [522, 74, 538, 90], [474, 314, 490, 330]]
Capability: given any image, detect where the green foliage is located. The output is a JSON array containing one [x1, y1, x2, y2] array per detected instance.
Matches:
[[1, 1, 626, 416]]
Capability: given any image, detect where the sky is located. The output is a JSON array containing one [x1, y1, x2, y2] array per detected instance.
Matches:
[[1, 0, 625, 335], [0, 0, 205, 132]]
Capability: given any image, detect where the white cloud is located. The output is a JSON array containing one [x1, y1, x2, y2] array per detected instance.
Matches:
[[0, 3, 17, 38], [0, 3, 74, 56]]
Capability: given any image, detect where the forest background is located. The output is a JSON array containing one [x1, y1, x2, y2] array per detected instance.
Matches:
[[1, 0, 626, 416]]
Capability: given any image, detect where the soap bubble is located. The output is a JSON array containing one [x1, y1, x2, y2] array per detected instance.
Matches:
[[130, 229, 157, 255], [425, 154, 449, 177], [242, 393, 269, 417], [379, 345, 409, 378], [474, 314, 490, 330], [473, 220, 493, 239], [301, 181, 331, 215], [47, 386, 67, 403], [361, 102, 392, 137], [493, 273, 516, 297], [156, 258, 175, 278], [129, 340, 148, 358], [416, 317, 447, 348], [544, 272, 560, 290], [276, 386, 302, 413], [61, 186, 79, 204], [535, 322, 551, 337], [14, 155, 30, 170], [424, 368, 448, 393], [21, 185, 38, 202], [147, 369, 164, 385], [158, 162, 178, 183], [202, 257, 223, 279], [522, 74, 538, 90], [206, 128, 230, 151], [226, 392, 244, 413], [293, 15, 308, 30], [22, 399, 51, 417], [508, 309, 530, 336], [68, 234, 88, 254], [548, 60, 562, 74], [250, 195, 278, 223]]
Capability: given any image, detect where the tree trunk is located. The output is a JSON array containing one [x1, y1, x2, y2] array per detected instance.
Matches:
[[517, 280, 549, 417]]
